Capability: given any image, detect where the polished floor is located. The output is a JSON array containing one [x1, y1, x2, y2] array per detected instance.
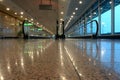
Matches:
[[0, 39, 120, 80]]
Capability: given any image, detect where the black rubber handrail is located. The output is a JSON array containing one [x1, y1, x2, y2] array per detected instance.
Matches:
[[85, 20, 99, 37], [66, 20, 99, 38]]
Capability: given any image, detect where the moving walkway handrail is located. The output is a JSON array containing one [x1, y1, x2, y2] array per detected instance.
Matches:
[[66, 20, 99, 38], [86, 20, 99, 37]]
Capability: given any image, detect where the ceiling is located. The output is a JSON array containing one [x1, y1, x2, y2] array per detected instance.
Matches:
[[0, 0, 96, 34], [65, 0, 96, 30], [10, 0, 59, 34]]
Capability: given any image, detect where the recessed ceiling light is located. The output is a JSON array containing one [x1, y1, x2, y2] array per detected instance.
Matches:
[[73, 12, 76, 15], [6, 8, 10, 11], [93, 12, 96, 15], [14, 12, 17, 15], [60, 18, 63, 21], [79, 1, 83, 4], [75, 8, 78, 10], [25, 18, 28, 20], [109, 1, 112, 4], [31, 18, 33, 21], [89, 16, 91, 18], [20, 16, 23, 18], [61, 12, 64, 14], [71, 15, 74, 18], [20, 12, 24, 15], [37, 22, 39, 25]]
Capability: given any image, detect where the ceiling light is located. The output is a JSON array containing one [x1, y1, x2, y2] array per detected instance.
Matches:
[[71, 15, 74, 18], [29, 20, 31, 22], [89, 16, 91, 18], [75, 8, 78, 10], [61, 12, 64, 14], [60, 18, 63, 21], [109, 1, 112, 4], [14, 12, 17, 15], [25, 18, 28, 20], [93, 12, 96, 15], [31, 18, 33, 21], [37, 22, 39, 25], [79, 1, 83, 4], [6, 8, 10, 11], [20, 16, 23, 18], [73, 12, 76, 15], [20, 12, 24, 15]]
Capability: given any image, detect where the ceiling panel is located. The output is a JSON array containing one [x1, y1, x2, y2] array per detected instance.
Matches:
[[10, 0, 59, 34], [65, 0, 96, 30], [1, 0, 97, 34]]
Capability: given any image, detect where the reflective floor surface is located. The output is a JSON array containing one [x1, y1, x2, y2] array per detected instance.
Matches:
[[0, 39, 120, 80]]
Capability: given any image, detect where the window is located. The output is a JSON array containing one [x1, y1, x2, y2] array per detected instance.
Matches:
[[100, 0, 111, 34], [115, 0, 120, 33], [92, 9, 99, 34], [86, 14, 92, 34], [114, 43, 120, 74]]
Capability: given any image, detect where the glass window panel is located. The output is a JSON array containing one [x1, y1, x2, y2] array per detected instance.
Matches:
[[100, 0, 111, 34], [86, 23, 91, 34], [92, 8, 98, 34], [86, 13, 92, 34], [115, 0, 120, 33]]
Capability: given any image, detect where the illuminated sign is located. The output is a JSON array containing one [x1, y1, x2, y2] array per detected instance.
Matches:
[[24, 23, 33, 26], [38, 28, 43, 31]]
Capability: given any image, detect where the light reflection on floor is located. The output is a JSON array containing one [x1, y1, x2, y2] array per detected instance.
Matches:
[[0, 39, 120, 80], [65, 39, 120, 79]]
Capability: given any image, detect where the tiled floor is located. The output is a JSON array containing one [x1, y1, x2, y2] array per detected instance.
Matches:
[[0, 39, 120, 80]]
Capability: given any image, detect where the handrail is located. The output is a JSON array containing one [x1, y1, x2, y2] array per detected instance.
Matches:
[[86, 20, 99, 37], [66, 20, 99, 38]]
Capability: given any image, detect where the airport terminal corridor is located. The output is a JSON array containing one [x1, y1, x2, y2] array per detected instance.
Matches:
[[0, 39, 120, 80]]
